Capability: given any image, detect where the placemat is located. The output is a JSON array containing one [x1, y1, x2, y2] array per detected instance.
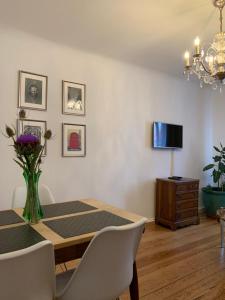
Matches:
[[0, 225, 45, 254], [0, 210, 24, 226], [43, 210, 133, 238], [42, 201, 97, 219]]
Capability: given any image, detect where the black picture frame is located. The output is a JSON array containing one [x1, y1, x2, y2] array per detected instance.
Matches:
[[18, 70, 48, 111]]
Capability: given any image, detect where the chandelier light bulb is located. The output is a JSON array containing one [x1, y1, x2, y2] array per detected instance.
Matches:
[[194, 37, 200, 55], [194, 37, 200, 46], [184, 51, 190, 67]]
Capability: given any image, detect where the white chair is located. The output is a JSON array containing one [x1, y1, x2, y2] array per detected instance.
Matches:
[[11, 185, 68, 271], [0, 240, 55, 300], [12, 184, 55, 208], [56, 218, 147, 300]]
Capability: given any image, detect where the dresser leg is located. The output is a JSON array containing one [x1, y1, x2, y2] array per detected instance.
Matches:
[[155, 219, 160, 225], [220, 219, 224, 248], [170, 224, 177, 231]]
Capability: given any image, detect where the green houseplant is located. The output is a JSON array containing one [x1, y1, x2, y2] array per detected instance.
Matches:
[[202, 143, 225, 217]]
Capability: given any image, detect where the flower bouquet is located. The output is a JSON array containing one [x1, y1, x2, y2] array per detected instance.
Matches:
[[5, 126, 52, 224]]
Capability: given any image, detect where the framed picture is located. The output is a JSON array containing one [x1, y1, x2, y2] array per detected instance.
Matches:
[[62, 81, 86, 116], [17, 119, 47, 156], [62, 123, 86, 157], [18, 71, 48, 111]]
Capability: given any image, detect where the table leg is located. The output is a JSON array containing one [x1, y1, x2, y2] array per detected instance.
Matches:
[[129, 261, 139, 300], [220, 219, 225, 248], [55, 242, 90, 264]]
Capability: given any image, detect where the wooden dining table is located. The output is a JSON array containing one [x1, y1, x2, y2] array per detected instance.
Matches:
[[0, 198, 146, 300]]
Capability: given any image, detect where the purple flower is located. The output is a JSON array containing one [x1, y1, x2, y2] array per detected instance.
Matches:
[[16, 134, 40, 144]]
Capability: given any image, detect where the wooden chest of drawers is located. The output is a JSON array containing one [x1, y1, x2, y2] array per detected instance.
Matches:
[[155, 178, 200, 230]]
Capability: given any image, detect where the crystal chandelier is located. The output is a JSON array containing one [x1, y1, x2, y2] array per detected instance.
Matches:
[[184, 0, 225, 92]]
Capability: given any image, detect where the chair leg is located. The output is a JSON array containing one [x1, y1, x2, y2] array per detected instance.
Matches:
[[129, 261, 139, 300]]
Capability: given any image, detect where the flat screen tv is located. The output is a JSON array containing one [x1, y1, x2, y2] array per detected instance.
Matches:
[[152, 122, 183, 149]]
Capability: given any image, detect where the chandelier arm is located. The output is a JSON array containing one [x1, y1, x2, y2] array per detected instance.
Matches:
[[191, 68, 202, 77], [191, 68, 211, 79], [199, 61, 211, 75]]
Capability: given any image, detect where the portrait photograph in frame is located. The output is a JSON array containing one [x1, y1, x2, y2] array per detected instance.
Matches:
[[62, 81, 86, 116], [17, 119, 47, 156], [62, 123, 86, 157], [18, 71, 48, 111]]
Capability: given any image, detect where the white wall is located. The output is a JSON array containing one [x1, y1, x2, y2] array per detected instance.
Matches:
[[210, 91, 225, 182], [0, 27, 210, 218], [197, 90, 225, 189], [211, 93, 225, 145]]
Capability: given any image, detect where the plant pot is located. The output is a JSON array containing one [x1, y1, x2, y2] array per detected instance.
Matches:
[[202, 187, 225, 218]]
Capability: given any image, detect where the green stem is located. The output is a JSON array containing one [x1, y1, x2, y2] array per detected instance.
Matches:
[[23, 170, 43, 224], [34, 141, 46, 171]]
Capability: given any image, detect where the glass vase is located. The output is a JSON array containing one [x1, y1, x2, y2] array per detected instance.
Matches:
[[23, 170, 43, 224]]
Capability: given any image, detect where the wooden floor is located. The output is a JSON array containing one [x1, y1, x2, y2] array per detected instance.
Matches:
[[59, 216, 225, 300]]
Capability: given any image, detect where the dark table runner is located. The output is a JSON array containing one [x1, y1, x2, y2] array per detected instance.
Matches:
[[0, 225, 45, 254], [42, 200, 97, 219], [44, 210, 133, 238], [0, 210, 24, 226]]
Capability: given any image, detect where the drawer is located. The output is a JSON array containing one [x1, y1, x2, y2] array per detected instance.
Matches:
[[176, 209, 198, 220], [176, 199, 198, 210], [176, 191, 198, 201], [176, 182, 199, 192]]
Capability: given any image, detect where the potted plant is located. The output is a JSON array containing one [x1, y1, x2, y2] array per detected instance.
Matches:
[[202, 143, 225, 217]]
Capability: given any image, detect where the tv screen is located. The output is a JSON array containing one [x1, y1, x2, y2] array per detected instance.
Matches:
[[152, 122, 183, 149]]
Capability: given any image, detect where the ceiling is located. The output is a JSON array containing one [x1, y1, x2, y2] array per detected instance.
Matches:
[[0, 0, 221, 76]]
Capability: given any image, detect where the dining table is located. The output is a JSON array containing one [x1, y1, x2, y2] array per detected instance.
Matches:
[[0, 198, 146, 300]]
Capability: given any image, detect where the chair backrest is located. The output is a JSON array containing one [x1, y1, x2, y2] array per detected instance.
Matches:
[[57, 218, 147, 300], [0, 240, 55, 300], [12, 184, 55, 208]]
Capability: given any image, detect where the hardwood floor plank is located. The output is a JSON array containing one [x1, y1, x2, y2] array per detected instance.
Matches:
[[139, 248, 223, 297], [57, 217, 225, 300], [142, 256, 225, 299], [165, 266, 225, 300], [120, 217, 224, 300]]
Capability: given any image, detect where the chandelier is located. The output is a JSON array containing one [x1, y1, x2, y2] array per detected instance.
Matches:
[[184, 0, 225, 92]]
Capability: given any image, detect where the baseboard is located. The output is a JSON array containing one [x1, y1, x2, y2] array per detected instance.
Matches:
[[148, 217, 155, 223], [146, 217, 155, 224], [199, 207, 205, 216]]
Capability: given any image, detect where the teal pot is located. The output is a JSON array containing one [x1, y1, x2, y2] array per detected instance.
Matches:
[[202, 187, 225, 218]]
